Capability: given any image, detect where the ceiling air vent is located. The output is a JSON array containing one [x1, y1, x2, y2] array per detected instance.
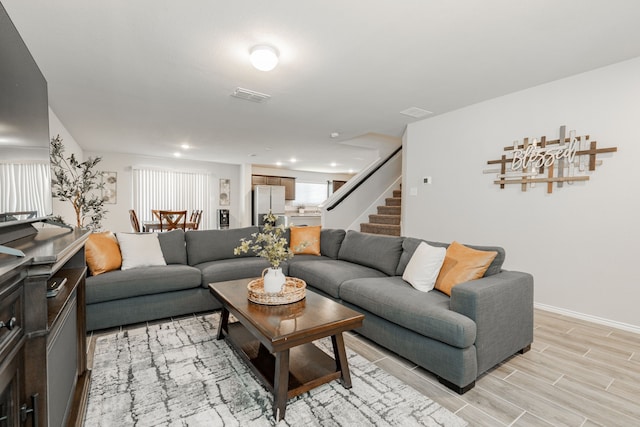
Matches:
[[400, 107, 433, 118], [231, 87, 271, 103]]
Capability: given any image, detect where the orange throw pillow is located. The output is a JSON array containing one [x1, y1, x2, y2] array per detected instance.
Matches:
[[434, 241, 497, 296], [86, 231, 122, 276], [290, 226, 321, 256]]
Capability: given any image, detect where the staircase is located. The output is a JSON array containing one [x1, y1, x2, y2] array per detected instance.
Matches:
[[360, 188, 401, 236]]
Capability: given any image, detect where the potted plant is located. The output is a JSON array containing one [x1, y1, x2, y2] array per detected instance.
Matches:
[[234, 212, 293, 293], [50, 135, 107, 230]]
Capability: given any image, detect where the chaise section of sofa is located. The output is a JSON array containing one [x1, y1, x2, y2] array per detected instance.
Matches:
[[288, 231, 533, 393]]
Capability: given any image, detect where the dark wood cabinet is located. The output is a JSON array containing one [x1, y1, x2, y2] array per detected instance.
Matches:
[[265, 176, 281, 186], [0, 226, 90, 427], [0, 266, 26, 427], [280, 177, 296, 200], [252, 175, 296, 200], [332, 180, 347, 192], [251, 175, 267, 186]]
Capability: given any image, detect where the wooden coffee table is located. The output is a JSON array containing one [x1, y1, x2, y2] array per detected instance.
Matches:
[[209, 279, 364, 421]]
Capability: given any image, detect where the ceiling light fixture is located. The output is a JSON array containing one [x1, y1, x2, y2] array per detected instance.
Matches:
[[250, 45, 279, 71]]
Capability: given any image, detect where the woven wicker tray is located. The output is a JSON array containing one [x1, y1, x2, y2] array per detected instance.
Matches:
[[247, 277, 306, 305]]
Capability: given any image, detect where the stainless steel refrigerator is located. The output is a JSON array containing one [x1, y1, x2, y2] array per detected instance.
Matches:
[[253, 185, 287, 226]]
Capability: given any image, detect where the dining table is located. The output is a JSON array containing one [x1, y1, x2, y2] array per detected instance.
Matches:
[[142, 221, 197, 232]]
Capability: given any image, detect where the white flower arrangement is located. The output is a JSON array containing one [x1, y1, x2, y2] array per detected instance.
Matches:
[[233, 212, 293, 268]]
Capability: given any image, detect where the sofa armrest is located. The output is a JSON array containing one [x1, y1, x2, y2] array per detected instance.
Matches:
[[450, 270, 533, 374]]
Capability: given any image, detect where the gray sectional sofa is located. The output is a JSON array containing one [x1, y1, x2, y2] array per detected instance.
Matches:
[[85, 226, 533, 393]]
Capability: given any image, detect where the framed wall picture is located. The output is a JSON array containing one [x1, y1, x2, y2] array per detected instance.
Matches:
[[101, 172, 117, 204], [219, 178, 230, 206]]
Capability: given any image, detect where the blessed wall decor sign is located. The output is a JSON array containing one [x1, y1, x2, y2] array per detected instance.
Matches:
[[484, 125, 617, 194]]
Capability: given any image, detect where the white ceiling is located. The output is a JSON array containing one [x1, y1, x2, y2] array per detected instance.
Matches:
[[4, 0, 640, 173]]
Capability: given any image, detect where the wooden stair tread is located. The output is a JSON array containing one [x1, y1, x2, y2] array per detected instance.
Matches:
[[360, 223, 401, 236], [369, 214, 401, 225], [377, 205, 400, 215], [360, 185, 402, 237]]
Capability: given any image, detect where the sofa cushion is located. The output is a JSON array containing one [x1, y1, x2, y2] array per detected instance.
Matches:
[[186, 226, 259, 265], [337, 231, 403, 276], [396, 237, 505, 277], [85, 265, 202, 304], [197, 257, 273, 286], [320, 229, 346, 259], [85, 231, 122, 276], [435, 242, 497, 296], [339, 276, 477, 349], [289, 259, 387, 299], [157, 229, 187, 264], [285, 254, 334, 266]]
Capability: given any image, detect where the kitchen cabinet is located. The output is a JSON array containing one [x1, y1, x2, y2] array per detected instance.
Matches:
[[280, 177, 296, 200], [251, 175, 267, 186], [252, 175, 296, 200]]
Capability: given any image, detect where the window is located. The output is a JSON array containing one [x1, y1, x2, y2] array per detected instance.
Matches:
[[294, 181, 329, 206], [0, 162, 52, 215], [133, 168, 210, 229]]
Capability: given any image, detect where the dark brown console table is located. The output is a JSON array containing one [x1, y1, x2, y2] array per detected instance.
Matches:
[[0, 225, 90, 426]]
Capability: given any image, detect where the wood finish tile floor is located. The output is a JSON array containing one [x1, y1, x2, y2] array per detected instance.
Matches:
[[86, 309, 640, 426]]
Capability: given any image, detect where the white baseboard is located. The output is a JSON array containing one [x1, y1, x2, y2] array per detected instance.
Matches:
[[535, 303, 640, 335]]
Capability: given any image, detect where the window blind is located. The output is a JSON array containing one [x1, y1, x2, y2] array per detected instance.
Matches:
[[132, 168, 210, 229]]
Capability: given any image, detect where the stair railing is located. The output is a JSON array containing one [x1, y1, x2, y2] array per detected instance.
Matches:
[[324, 145, 402, 212]]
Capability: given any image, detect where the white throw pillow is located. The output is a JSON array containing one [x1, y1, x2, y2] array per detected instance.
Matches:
[[116, 233, 167, 270], [402, 242, 446, 292]]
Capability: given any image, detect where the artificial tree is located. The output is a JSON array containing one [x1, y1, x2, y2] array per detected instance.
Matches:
[[50, 135, 107, 230]]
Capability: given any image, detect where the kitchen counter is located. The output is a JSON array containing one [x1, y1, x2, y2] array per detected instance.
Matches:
[[286, 213, 322, 226]]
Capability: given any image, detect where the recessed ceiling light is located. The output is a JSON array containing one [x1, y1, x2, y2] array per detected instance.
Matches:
[[290, 157, 297, 163], [330, 132, 340, 138], [276, 161, 282, 166], [250, 45, 279, 71], [330, 162, 337, 167], [173, 152, 181, 157], [181, 143, 190, 150], [348, 169, 354, 173]]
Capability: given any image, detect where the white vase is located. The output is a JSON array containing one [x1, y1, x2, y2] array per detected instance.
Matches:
[[262, 267, 285, 293]]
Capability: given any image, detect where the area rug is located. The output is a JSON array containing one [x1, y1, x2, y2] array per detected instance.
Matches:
[[84, 313, 467, 426]]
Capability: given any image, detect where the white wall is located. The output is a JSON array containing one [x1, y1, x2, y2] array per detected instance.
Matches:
[[404, 57, 640, 330], [84, 151, 242, 232]]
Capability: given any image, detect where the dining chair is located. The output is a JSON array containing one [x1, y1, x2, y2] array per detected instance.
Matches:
[[189, 209, 203, 230], [159, 210, 187, 231], [129, 209, 141, 232], [194, 210, 203, 230]]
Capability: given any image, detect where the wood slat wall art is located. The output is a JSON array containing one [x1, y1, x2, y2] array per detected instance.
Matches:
[[484, 125, 618, 194]]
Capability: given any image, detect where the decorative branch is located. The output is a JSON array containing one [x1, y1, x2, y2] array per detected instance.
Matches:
[[50, 135, 108, 230]]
